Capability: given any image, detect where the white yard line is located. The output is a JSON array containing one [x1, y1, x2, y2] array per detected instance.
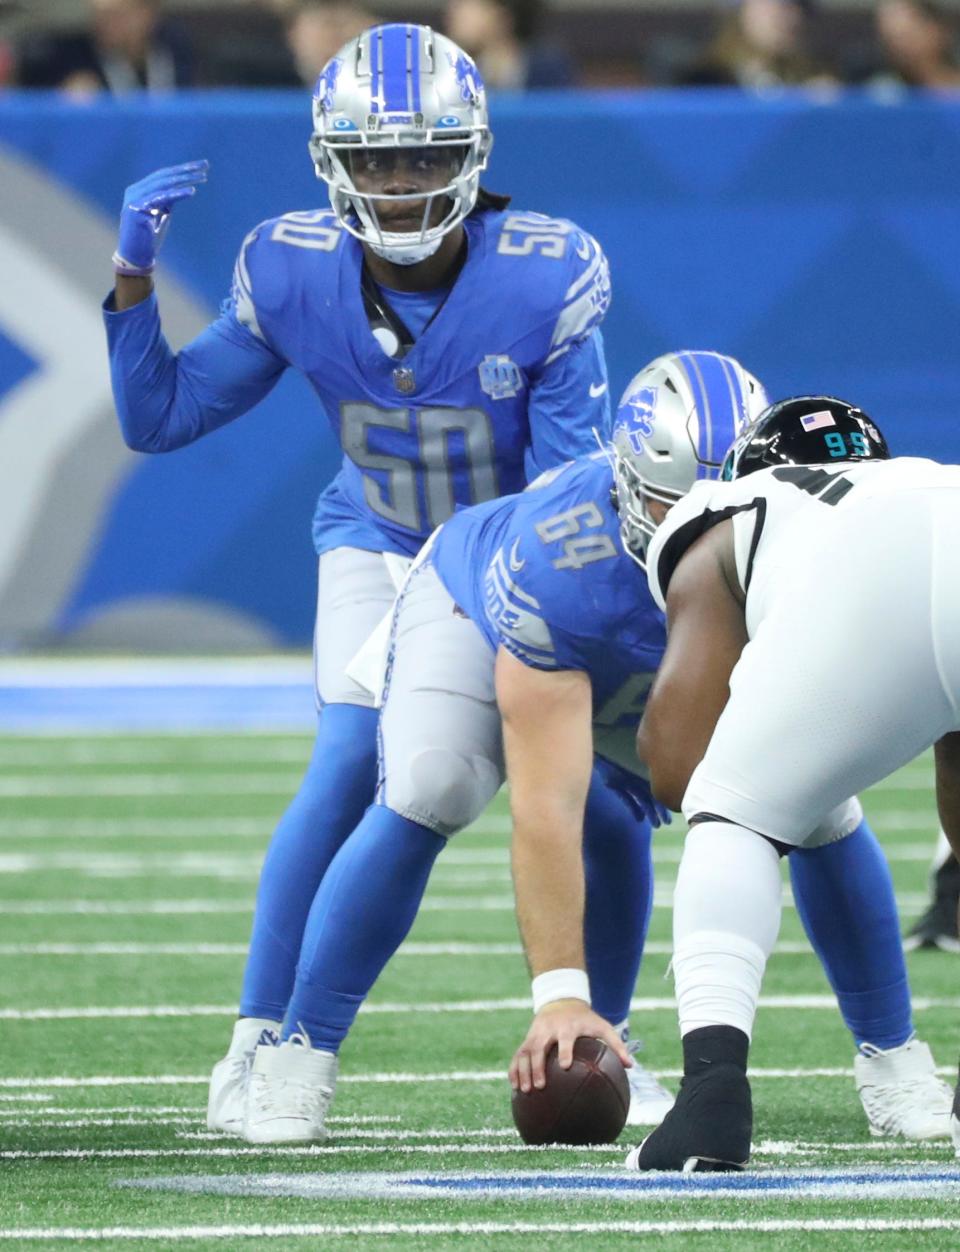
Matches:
[[868, 814, 938, 831], [0, 811, 935, 840], [4, 1219, 960, 1239], [0, 940, 619, 957], [0, 821, 506, 843], [0, 818, 271, 840], [0, 1144, 618, 1159], [0, 774, 305, 797], [0, 900, 257, 915], [1, 1116, 200, 1128], [0, 742, 312, 767], [0, 849, 937, 874], [0, 1117, 422, 1131], [0, 853, 264, 877], [0, 659, 313, 686], [871, 776, 937, 791], [1, 995, 958, 1021], [0, 1108, 397, 1120], [0, 1120, 948, 1148], [0, 897, 524, 914], [0, 940, 814, 957], [0, 816, 941, 846], [0, 891, 932, 915], [3, 1121, 525, 1135], [1, 1066, 955, 1090], [0, 895, 930, 916], [0, 943, 252, 956]]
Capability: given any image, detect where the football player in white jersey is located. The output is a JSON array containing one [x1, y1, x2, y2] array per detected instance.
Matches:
[[623, 397, 960, 1169]]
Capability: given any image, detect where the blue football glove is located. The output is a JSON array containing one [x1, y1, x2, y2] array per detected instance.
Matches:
[[593, 754, 672, 829], [113, 160, 209, 276]]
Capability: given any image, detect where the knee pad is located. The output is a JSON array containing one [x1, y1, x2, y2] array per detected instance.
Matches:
[[385, 747, 503, 837]]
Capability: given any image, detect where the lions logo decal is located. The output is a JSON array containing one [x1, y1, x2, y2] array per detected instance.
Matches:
[[314, 58, 342, 113], [449, 51, 484, 103], [615, 386, 658, 454]]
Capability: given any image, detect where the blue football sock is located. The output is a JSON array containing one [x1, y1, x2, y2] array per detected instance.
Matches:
[[790, 818, 913, 1051], [283, 804, 445, 1051], [239, 704, 380, 1021], [583, 771, 654, 1028]]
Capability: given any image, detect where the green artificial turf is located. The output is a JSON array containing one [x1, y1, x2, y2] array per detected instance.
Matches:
[[0, 734, 958, 1249]]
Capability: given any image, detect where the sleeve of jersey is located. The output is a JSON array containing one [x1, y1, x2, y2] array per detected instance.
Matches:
[[646, 482, 764, 609], [644, 483, 720, 611], [482, 546, 567, 671], [103, 232, 286, 453], [523, 329, 611, 483], [545, 231, 612, 366]]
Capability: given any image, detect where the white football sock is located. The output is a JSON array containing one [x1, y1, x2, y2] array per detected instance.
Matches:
[[672, 822, 783, 1042]]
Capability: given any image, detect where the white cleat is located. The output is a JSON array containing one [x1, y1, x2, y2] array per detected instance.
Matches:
[[207, 1018, 280, 1136], [854, 1038, 953, 1141], [243, 1029, 338, 1144], [625, 1047, 675, 1127]]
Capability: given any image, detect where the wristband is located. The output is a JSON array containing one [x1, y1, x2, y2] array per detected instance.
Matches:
[[112, 251, 156, 278], [531, 967, 590, 1013]]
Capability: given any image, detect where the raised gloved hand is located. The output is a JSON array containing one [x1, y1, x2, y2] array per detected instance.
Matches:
[[113, 160, 209, 276], [593, 754, 673, 829]]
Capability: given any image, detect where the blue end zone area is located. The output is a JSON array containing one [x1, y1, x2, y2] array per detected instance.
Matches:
[[119, 1166, 960, 1203], [0, 659, 316, 732]]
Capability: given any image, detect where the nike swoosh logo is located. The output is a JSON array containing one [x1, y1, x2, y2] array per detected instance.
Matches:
[[508, 538, 525, 573], [589, 382, 608, 399]]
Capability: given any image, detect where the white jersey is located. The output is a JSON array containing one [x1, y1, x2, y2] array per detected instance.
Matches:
[[647, 456, 960, 636], [652, 454, 960, 845]]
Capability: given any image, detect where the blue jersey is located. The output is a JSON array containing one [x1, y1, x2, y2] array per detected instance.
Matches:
[[430, 453, 665, 776], [104, 205, 612, 558]]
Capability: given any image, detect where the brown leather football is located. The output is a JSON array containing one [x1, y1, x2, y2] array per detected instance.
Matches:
[[511, 1035, 630, 1145]]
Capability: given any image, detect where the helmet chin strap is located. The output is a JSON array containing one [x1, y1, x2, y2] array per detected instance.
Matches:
[[367, 234, 445, 266]]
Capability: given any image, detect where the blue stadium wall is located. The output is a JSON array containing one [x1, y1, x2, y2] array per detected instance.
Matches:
[[1, 91, 958, 649]]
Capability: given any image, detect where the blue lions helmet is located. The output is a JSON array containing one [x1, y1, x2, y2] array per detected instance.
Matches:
[[309, 24, 493, 266], [612, 350, 768, 567]]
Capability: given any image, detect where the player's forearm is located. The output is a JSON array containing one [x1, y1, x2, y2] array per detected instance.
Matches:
[[105, 292, 199, 452], [496, 653, 593, 979], [934, 733, 960, 862], [104, 299, 281, 453], [511, 808, 586, 978], [113, 274, 154, 311]]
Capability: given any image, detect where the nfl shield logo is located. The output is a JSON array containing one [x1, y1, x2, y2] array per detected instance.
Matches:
[[392, 367, 416, 395], [479, 355, 523, 401]]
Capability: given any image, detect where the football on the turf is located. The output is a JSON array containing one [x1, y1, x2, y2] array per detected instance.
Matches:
[[511, 1035, 630, 1145]]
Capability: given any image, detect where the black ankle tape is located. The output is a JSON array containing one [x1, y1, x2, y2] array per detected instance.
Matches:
[[682, 1025, 750, 1076]]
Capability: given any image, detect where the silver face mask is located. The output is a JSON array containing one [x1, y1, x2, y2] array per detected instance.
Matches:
[[309, 24, 493, 266], [611, 350, 769, 568]]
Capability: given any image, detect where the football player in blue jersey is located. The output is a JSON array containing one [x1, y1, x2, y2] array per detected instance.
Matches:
[[102, 23, 618, 1134], [234, 348, 762, 1142], [229, 348, 947, 1146]]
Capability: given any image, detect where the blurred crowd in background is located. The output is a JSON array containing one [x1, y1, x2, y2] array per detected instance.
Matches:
[[0, 0, 958, 93]]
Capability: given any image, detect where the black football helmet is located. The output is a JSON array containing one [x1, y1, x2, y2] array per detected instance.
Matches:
[[721, 396, 890, 481]]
